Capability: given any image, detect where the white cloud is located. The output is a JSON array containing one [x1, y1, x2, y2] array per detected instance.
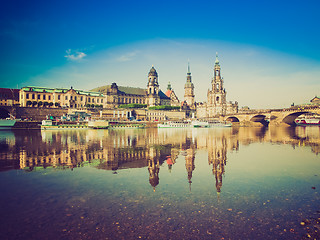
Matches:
[[64, 49, 87, 61], [116, 50, 139, 62]]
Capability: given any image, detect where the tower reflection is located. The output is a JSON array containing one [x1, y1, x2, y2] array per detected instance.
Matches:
[[1, 126, 320, 194]]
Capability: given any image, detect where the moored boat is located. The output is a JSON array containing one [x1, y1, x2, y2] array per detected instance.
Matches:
[[41, 120, 88, 130], [108, 121, 146, 129], [0, 118, 17, 129], [157, 121, 191, 128], [191, 120, 232, 128], [295, 116, 320, 126]]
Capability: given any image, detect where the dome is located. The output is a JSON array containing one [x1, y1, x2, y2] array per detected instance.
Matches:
[[148, 66, 158, 77]]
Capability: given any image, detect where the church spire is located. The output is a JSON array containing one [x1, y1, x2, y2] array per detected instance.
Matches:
[[215, 52, 220, 66], [187, 60, 191, 75]]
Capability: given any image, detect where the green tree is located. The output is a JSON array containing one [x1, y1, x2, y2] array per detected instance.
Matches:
[[38, 101, 43, 107]]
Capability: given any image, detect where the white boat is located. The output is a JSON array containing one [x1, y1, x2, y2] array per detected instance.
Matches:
[[41, 120, 88, 130], [295, 116, 320, 126], [191, 120, 232, 128], [0, 119, 17, 129], [158, 121, 191, 128]]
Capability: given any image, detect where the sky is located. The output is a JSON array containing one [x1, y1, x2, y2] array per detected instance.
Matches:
[[1, 0, 319, 109]]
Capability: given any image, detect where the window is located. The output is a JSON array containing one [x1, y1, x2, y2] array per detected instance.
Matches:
[[70, 96, 73, 100], [26, 93, 29, 99], [81, 96, 83, 101], [48, 96, 51, 100], [38, 94, 40, 99], [75, 96, 77, 101], [65, 96, 68, 100], [32, 94, 35, 99], [97, 99, 99, 103], [101, 99, 103, 103], [58, 95, 60, 100], [88, 98, 90, 102], [43, 95, 46, 100]]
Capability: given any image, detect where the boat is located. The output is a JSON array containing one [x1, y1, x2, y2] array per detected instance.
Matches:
[[0, 118, 17, 129], [41, 120, 88, 130], [295, 116, 320, 126], [191, 120, 232, 128], [157, 121, 191, 128], [88, 120, 109, 129], [108, 121, 146, 129]]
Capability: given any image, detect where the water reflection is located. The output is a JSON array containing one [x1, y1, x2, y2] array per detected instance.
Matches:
[[1, 126, 320, 194]]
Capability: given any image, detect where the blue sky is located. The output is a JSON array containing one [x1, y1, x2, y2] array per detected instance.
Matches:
[[1, 0, 319, 108]]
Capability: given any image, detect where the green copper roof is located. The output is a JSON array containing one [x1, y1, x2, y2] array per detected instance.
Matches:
[[215, 52, 220, 65], [21, 86, 104, 97]]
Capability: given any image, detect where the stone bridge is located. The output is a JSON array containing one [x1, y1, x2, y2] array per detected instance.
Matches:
[[222, 106, 320, 126]]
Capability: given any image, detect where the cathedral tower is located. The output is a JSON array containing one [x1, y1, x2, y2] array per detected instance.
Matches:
[[184, 62, 195, 108], [146, 66, 160, 107], [207, 53, 227, 116]]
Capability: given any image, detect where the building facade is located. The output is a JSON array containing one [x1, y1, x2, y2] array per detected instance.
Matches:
[[19, 86, 104, 108], [92, 66, 171, 108]]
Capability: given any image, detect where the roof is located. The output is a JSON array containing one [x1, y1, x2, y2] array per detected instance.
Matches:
[[159, 90, 170, 100], [21, 86, 103, 97], [148, 66, 158, 77], [118, 86, 146, 96], [165, 89, 172, 98]]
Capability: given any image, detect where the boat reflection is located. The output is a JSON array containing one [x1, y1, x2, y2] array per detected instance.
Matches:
[[1, 126, 320, 193]]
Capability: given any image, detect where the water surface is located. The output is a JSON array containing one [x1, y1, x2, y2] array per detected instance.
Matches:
[[0, 126, 319, 239]]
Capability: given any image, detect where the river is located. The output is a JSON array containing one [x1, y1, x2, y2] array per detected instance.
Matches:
[[0, 126, 319, 239]]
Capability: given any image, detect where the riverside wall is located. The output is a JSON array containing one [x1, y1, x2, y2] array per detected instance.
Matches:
[[16, 107, 68, 121]]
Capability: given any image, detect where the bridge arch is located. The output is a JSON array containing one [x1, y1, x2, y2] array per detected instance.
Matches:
[[250, 114, 269, 126], [282, 111, 309, 125], [225, 116, 239, 122]]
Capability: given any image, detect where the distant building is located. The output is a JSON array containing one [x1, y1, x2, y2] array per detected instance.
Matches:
[[196, 54, 238, 118], [0, 88, 20, 106], [92, 66, 170, 108], [310, 96, 320, 105], [19, 86, 103, 108], [184, 62, 195, 110], [165, 82, 180, 106]]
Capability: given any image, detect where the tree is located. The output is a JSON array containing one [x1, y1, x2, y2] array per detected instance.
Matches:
[[26, 100, 32, 107], [43, 102, 49, 107], [38, 101, 43, 107], [54, 102, 60, 107], [32, 101, 37, 107], [49, 102, 54, 107], [91, 104, 95, 108], [119, 104, 147, 109]]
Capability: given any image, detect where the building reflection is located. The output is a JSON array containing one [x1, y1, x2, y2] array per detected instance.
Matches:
[[1, 126, 320, 193]]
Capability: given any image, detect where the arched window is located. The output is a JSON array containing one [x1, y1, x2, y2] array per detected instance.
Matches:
[[216, 96, 219, 103]]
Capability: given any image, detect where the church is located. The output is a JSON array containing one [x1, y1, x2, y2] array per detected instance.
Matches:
[[195, 54, 238, 118]]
